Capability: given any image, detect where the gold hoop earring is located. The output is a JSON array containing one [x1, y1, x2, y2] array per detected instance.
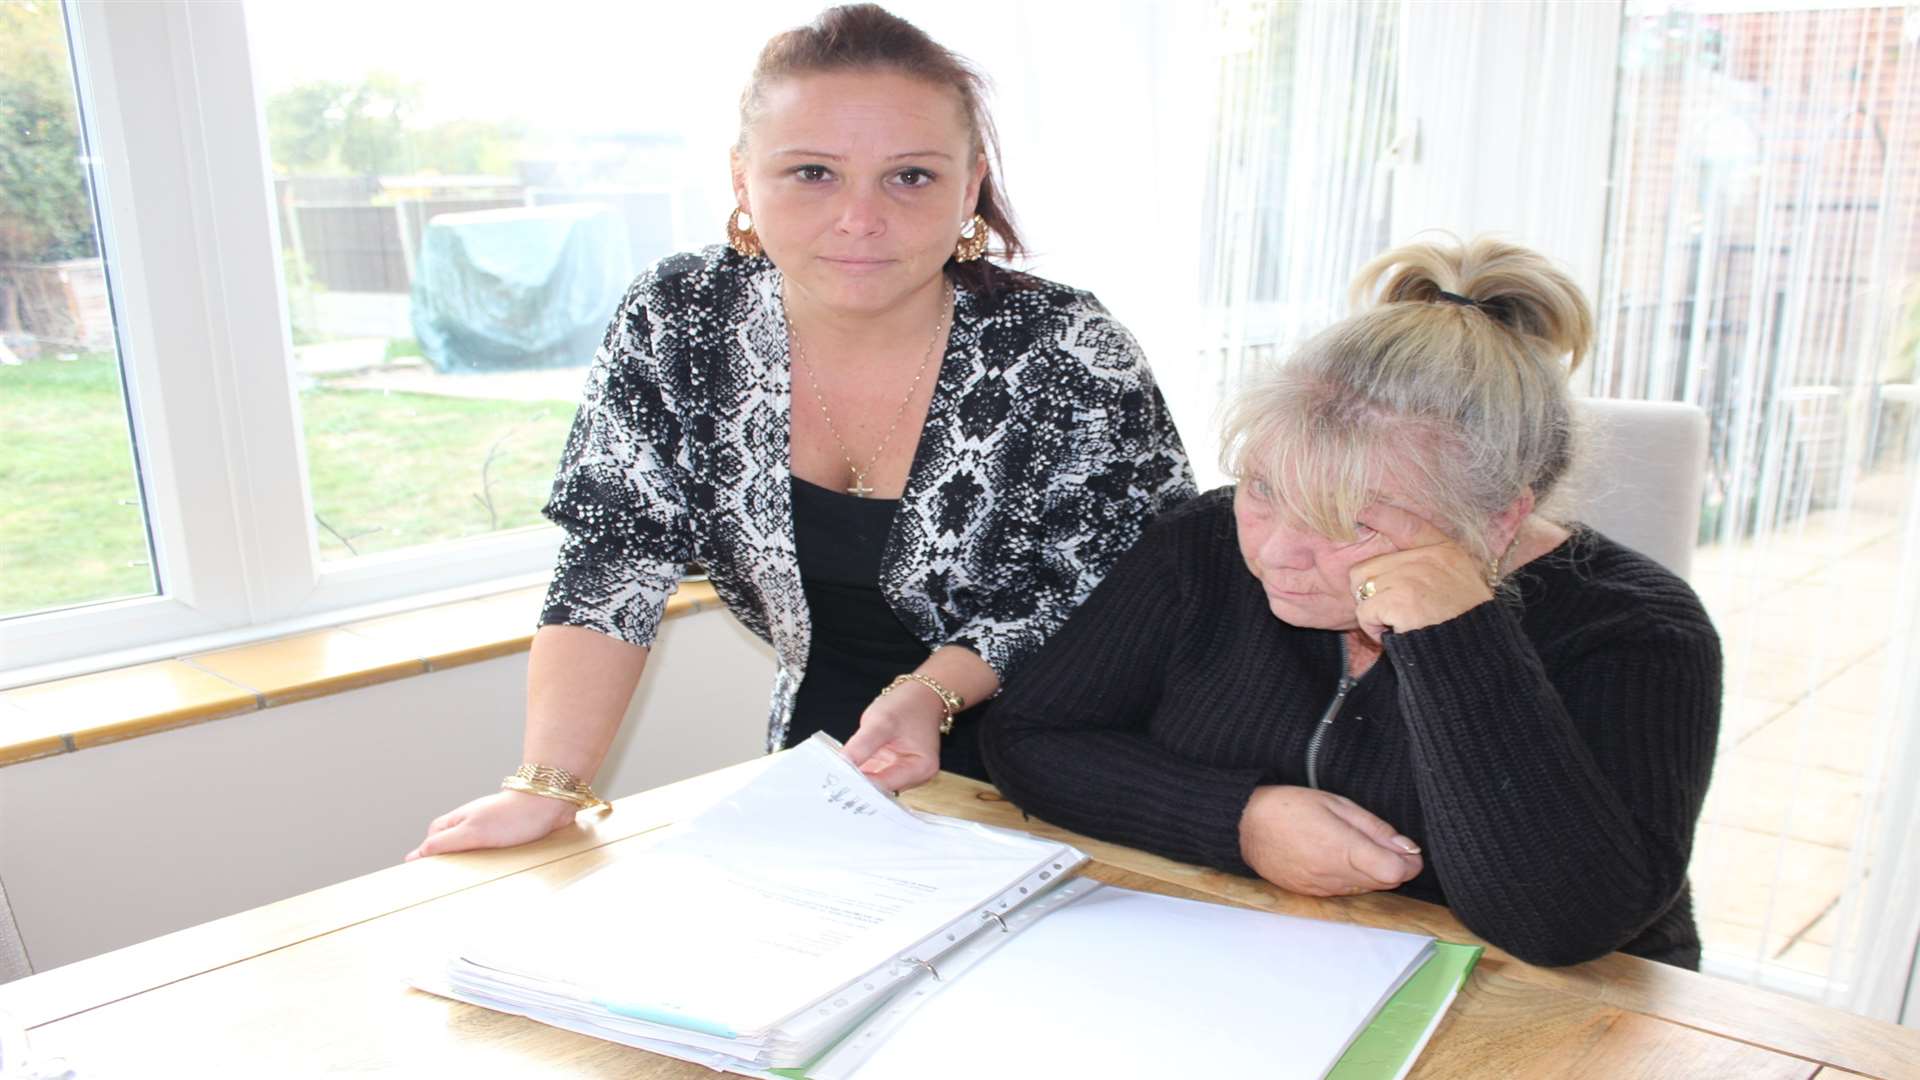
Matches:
[[954, 213, 989, 262], [727, 207, 761, 257], [1487, 534, 1522, 589]]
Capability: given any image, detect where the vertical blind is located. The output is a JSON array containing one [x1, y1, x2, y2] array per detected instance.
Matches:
[[1200, 0, 1920, 1015], [1594, 2, 1920, 1009], [1199, 0, 1399, 428]]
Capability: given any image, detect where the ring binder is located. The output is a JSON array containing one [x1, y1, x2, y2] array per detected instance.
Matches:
[[425, 735, 1470, 1080]]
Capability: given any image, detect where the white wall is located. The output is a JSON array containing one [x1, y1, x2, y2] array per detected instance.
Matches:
[[0, 609, 775, 974]]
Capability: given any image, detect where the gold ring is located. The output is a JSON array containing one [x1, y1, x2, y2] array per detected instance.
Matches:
[[1355, 580, 1377, 603]]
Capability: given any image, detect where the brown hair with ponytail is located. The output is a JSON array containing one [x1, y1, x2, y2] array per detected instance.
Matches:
[[737, 4, 1025, 298]]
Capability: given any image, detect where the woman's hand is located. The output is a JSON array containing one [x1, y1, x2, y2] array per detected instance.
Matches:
[[1238, 785, 1423, 897], [1348, 502, 1495, 642], [405, 790, 581, 861], [843, 681, 947, 792]]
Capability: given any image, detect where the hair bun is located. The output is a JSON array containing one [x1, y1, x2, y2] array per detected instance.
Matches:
[[1351, 235, 1594, 369]]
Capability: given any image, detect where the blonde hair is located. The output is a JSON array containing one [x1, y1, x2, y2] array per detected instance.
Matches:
[[1219, 235, 1593, 566]]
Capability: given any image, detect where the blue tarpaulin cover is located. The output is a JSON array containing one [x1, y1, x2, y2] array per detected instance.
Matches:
[[410, 202, 634, 372]]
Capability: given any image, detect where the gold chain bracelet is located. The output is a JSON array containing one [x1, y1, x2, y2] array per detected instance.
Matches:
[[501, 764, 611, 813], [882, 673, 965, 735]]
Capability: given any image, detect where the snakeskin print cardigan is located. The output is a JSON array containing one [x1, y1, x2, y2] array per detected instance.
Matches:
[[539, 246, 1196, 751]]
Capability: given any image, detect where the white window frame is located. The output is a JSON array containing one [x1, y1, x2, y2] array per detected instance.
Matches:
[[2, 0, 561, 681]]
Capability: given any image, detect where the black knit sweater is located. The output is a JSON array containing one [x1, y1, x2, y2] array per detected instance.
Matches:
[[980, 489, 1722, 968]]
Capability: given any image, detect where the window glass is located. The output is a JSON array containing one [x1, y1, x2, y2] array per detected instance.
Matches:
[[0, 0, 155, 617], [246, 2, 844, 561], [1597, 1, 1920, 992]]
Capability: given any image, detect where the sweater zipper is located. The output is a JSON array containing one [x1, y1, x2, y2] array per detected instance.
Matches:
[[1305, 636, 1355, 791]]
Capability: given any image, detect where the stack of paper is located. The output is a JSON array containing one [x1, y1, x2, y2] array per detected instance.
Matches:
[[420, 734, 1480, 1079], [433, 734, 1087, 1072]]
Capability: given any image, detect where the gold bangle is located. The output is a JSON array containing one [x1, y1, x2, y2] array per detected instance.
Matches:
[[502, 764, 611, 813], [501, 775, 607, 811], [882, 673, 964, 735]]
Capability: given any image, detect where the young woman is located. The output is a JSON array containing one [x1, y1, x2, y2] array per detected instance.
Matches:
[[409, 5, 1193, 860]]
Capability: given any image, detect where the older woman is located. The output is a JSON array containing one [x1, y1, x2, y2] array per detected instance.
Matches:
[[409, 5, 1192, 860], [979, 237, 1721, 969]]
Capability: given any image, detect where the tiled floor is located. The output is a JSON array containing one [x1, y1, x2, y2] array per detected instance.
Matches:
[[1689, 462, 1912, 985]]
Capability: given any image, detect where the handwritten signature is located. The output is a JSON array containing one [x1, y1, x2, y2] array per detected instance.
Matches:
[[822, 774, 880, 816]]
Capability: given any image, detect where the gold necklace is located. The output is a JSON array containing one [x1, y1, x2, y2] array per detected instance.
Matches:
[[786, 284, 952, 497]]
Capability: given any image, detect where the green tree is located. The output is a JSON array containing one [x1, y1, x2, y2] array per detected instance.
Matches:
[[265, 79, 354, 172], [336, 72, 420, 176], [266, 72, 524, 180], [0, 0, 96, 262], [412, 118, 526, 177], [266, 72, 433, 177]]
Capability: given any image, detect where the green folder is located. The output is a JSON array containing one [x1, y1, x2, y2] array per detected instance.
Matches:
[[1326, 941, 1483, 1080]]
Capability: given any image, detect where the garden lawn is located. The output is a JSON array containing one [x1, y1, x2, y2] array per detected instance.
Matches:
[[300, 382, 574, 560], [2, 356, 578, 616], [0, 356, 152, 616]]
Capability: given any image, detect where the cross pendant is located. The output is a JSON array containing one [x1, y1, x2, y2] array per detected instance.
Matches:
[[847, 476, 874, 498]]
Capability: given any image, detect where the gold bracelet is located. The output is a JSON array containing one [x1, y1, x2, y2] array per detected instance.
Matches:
[[501, 764, 611, 813], [882, 672, 964, 735]]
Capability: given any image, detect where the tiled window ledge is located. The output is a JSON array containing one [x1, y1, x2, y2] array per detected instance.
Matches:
[[0, 581, 721, 767]]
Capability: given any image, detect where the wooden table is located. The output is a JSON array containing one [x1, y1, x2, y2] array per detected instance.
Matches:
[[4, 761, 1916, 1078]]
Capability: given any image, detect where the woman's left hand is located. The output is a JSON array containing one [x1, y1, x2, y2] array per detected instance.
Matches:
[[1348, 503, 1494, 641], [844, 683, 946, 792]]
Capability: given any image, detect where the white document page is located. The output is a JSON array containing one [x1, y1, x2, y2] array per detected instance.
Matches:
[[456, 735, 1073, 1037], [843, 885, 1434, 1080]]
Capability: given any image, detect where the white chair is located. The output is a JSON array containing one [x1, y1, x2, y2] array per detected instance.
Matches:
[[1568, 398, 1710, 580]]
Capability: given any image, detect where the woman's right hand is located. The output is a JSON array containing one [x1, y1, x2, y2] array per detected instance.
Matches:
[[1238, 785, 1424, 897], [405, 790, 581, 861]]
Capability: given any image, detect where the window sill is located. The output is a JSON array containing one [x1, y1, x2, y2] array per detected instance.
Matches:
[[0, 581, 721, 768]]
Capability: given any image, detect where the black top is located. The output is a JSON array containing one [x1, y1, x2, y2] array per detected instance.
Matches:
[[789, 477, 929, 744], [979, 488, 1723, 969], [788, 477, 990, 779]]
